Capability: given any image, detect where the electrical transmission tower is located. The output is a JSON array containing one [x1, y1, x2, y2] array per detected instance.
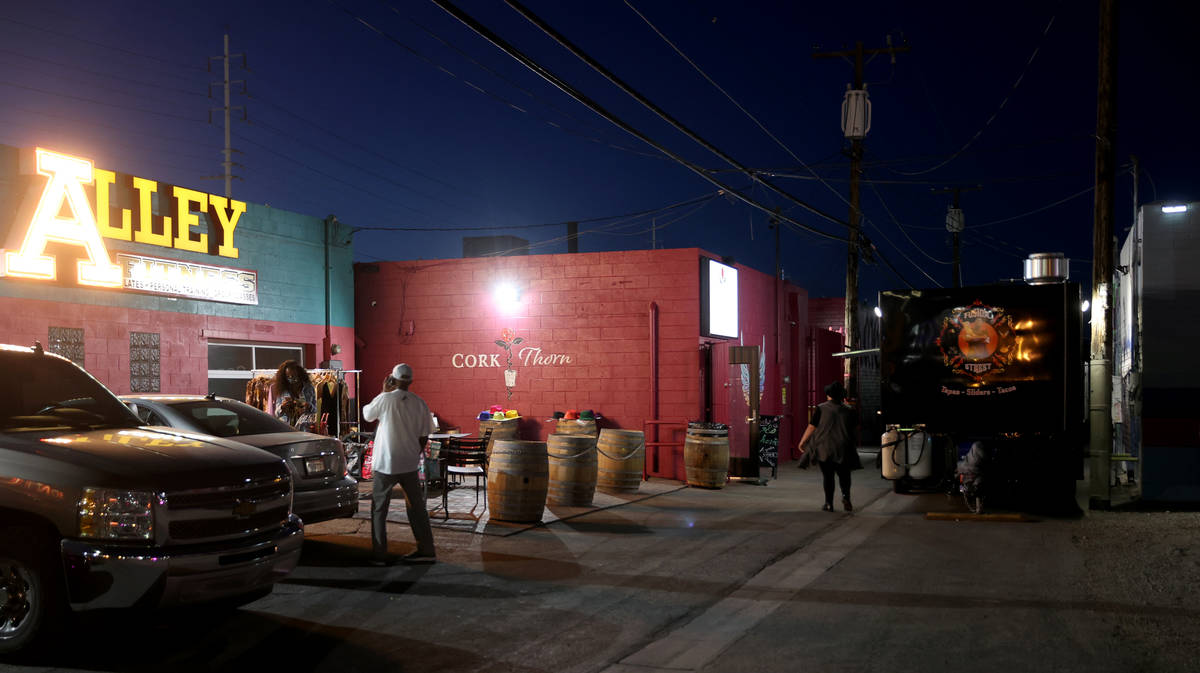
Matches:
[[205, 34, 248, 198]]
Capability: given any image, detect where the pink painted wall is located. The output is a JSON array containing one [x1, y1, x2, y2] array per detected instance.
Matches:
[[0, 296, 355, 396], [354, 248, 809, 480]]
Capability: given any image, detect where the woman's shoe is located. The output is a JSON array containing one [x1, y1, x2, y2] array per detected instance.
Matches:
[[842, 496, 853, 512], [821, 503, 834, 512]]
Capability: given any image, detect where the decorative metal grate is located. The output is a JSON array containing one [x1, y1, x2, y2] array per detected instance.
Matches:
[[130, 331, 161, 393], [48, 326, 85, 368]]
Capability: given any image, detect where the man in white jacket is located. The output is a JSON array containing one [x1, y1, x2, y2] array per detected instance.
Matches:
[[363, 363, 436, 565]]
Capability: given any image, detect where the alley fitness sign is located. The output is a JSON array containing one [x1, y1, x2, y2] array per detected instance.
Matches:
[[0, 147, 255, 303]]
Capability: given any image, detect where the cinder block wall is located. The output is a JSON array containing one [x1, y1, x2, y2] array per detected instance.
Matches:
[[354, 249, 703, 442]]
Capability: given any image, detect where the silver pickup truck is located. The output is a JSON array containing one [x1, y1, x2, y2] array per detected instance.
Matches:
[[0, 343, 303, 655]]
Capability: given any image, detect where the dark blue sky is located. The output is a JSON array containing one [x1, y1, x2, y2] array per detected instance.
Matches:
[[1, 0, 1195, 300]]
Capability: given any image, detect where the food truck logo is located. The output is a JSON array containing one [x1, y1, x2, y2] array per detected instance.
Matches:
[[937, 301, 1016, 382]]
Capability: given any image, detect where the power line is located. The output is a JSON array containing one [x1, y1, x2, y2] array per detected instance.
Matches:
[[352, 188, 723, 232], [0, 78, 207, 124], [902, 182, 1103, 230], [622, 0, 849, 211], [868, 182, 952, 265], [396, 8, 667, 162], [328, 0, 668, 163], [503, 0, 850, 232], [892, 9, 1058, 176], [0, 16, 205, 81], [426, 0, 851, 246], [0, 47, 208, 100]]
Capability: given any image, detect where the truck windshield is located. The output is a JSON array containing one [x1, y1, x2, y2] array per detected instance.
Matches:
[[0, 351, 141, 431]]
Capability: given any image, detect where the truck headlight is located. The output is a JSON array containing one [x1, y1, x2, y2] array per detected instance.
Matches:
[[78, 487, 157, 540]]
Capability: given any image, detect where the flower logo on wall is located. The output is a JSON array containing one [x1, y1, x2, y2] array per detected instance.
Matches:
[[495, 328, 524, 399]]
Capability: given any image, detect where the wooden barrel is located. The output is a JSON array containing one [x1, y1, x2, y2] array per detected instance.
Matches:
[[479, 418, 519, 457], [486, 440, 548, 523], [596, 429, 644, 493], [547, 434, 597, 506], [684, 428, 729, 488], [555, 419, 598, 436]]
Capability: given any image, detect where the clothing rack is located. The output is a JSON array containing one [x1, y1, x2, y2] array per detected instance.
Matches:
[[248, 368, 363, 438]]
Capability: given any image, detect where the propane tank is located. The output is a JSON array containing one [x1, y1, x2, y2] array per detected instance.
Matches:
[[881, 425, 903, 480], [907, 431, 934, 480]]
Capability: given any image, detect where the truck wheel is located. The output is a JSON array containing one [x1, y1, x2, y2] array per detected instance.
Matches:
[[0, 531, 63, 656], [893, 479, 909, 494]]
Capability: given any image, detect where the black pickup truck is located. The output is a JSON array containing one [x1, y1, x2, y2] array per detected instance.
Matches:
[[0, 343, 303, 655]]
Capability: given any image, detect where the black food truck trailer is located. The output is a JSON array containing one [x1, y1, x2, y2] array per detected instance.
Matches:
[[878, 281, 1085, 512]]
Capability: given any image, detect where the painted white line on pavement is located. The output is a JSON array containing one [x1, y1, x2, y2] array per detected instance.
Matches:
[[603, 492, 909, 672]]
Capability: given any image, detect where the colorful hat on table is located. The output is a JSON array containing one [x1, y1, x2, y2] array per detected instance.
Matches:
[[477, 411, 492, 421], [504, 409, 519, 419], [489, 404, 505, 413], [564, 409, 579, 420], [580, 409, 595, 420], [492, 411, 506, 421], [552, 410, 565, 419]]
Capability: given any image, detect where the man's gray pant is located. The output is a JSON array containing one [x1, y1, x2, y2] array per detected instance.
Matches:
[[371, 470, 436, 557]]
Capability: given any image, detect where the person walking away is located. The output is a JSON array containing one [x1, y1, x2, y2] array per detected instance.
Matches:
[[797, 382, 863, 511], [272, 360, 317, 432], [362, 363, 436, 565]]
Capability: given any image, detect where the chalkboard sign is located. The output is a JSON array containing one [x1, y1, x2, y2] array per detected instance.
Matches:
[[757, 415, 779, 468]]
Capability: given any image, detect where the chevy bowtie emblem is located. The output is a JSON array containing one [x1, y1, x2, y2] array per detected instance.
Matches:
[[232, 499, 257, 518]]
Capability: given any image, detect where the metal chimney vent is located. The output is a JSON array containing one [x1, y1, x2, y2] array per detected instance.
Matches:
[[1023, 252, 1069, 284]]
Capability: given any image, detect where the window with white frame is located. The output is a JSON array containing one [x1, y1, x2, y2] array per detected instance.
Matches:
[[207, 342, 304, 401]]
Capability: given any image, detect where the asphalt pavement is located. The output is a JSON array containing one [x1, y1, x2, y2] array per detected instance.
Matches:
[[6, 452, 1198, 673]]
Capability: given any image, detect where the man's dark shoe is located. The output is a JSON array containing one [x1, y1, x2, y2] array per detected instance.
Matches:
[[842, 496, 853, 512], [401, 551, 437, 564], [821, 503, 834, 512], [369, 555, 393, 567]]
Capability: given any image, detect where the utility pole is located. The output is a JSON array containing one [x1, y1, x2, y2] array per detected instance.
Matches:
[[567, 221, 578, 254], [813, 38, 909, 400], [932, 185, 982, 287], [1089, 0, 1117, 509], [206, 34, 247, 198]]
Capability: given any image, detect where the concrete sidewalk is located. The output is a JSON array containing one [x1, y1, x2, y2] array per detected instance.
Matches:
[[349, 475, 687, 536]]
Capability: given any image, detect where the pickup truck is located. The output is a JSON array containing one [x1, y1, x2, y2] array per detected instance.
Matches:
[[0, 343, 303, 655]]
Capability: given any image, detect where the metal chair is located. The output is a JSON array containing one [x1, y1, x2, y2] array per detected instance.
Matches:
[[441, 434, 489, 518]]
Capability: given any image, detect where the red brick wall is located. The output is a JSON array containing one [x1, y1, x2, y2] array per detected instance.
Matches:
[[0, 296, 354, 396], [355, 249, 701, 446], [355, 249, 809, 479], [808, 296, 845, 333]]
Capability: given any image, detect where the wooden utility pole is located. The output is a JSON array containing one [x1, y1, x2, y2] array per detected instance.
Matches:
[[932, 185, 982, 287], [1089, 0, 1117, 509], [813, 39, 908, 400]]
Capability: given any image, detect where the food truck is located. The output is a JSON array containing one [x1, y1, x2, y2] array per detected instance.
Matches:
[[877, 271, 1086, 511]]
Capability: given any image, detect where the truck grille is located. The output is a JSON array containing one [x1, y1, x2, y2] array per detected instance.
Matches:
[[165, 473, 291, 543]]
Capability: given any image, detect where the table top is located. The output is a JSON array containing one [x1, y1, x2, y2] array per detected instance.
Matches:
[[429, 432, 471, 440]]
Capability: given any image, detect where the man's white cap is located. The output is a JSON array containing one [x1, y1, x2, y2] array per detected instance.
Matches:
[[391, 363, 413, 381]]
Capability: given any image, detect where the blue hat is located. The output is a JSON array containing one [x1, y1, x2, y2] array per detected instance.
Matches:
[[477, 411, 491, 421]]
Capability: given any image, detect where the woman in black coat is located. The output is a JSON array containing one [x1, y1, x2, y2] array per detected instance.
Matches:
[[797, 382, 863, 511]]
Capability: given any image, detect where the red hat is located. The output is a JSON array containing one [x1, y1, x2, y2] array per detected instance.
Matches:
[[565, 409, 579, 420]]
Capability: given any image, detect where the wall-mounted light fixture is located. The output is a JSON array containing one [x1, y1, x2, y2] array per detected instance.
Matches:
[[493, 282, 522, 315], [1161, 204, 1188, 214]]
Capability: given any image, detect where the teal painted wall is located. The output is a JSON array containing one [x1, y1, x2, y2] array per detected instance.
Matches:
[[0, 145, 353, 329]]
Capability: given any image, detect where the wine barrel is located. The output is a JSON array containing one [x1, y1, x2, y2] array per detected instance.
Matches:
[[684, 427, 729, 488], [555, 419, 598, 436], [479, 417, 519, 457], [486, 440, 548, 523], [547, 434, 597, 506], [596, 429, 644, 493]]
